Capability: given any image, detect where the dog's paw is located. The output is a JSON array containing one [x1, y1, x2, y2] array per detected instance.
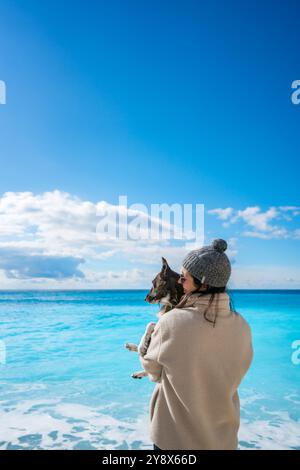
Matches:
[[132, 371, 147, 379], [132, 374, 143, 380], [125, 342, 138, 352]]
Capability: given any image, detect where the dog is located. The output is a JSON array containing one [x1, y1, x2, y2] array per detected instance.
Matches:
[[125, 257, 184, 379]]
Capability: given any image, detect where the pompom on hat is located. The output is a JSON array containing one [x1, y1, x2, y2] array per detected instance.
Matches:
[[182, 238, 231, 287]]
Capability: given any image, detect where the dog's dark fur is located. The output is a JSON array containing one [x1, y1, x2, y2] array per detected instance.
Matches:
[[145, 257, 184, 317], [125, 257, 184, 379]]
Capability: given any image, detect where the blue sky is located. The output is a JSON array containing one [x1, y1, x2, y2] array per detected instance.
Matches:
[[0, 0, 300, 288]]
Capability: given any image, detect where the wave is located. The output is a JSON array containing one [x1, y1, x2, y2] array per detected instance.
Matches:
[[0, 398, 299, 450]]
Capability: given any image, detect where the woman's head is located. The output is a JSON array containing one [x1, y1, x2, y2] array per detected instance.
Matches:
[[180, 238, 231, 289], [178, 267, 226, 295], [178, 267, 202, 294], [178, 239, 233, 325]]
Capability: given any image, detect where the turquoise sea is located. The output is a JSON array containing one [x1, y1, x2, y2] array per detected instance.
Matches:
[[0, 290, 299, 450]]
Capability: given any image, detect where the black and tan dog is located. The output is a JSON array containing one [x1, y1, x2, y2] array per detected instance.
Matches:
[[125, 257, 184, 379]]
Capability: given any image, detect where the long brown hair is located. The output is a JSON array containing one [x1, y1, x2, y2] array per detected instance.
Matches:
[[191, 275, 236, 327]]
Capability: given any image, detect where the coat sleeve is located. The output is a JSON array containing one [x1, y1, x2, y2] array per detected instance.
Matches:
[[138, 321, 163, 383]]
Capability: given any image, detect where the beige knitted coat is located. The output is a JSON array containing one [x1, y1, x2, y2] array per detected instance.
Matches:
[[139, 292, 253, 450]]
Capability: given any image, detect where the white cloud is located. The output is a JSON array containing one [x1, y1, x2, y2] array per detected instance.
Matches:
[[236, 206, 278, 232], [1, 192, 298, 289], [207, 207, 233, 220], [229, 265, 300, 289], [279, 205, 300, 213], [0, 266, 151, 289], [0, 190, 204, 286], [83, 268, 150, 288], [242, 228, 288, 239], [209, 205, 299, 239], [293, 229, 300, 239], [0, 247, 84, 279], [0, 190, 189, 256]]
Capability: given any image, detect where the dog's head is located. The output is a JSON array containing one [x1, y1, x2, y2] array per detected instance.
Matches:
[[145, 257, 184, 308]]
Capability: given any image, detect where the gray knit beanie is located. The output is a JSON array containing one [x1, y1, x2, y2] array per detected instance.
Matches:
[[182, 239, 231, 287]]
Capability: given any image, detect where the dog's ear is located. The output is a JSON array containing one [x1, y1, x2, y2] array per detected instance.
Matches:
[[161, 257, 170, 275]]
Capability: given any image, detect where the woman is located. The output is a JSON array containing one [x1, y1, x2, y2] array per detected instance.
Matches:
[[139, 239, 253, 450]]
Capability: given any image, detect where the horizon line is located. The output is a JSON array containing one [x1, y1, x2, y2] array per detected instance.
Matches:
[[0, 288, 299, 292]]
